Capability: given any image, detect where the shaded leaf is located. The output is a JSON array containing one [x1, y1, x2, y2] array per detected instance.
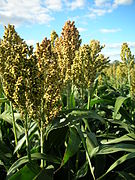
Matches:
[[75, 161, 88, 179], [9, 163, 40, 180], [97, 152, 135, 180], [34, 165, 54, 180], [86, 132, 98, 157], [93, 143, 135, 155], [113, 96, 128, 119], [70, 92, 76, 109], [0, 111, 12, 124], [61, 127, 81, 166], [7, 153, 61, 177], [14, 122, 38, 153], [116, 171, 135, 180], [75, 125, 95, 180], [101, 133, 135, 144]]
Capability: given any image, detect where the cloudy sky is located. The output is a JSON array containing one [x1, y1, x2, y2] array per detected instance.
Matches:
[[0, 0, 135, 61]]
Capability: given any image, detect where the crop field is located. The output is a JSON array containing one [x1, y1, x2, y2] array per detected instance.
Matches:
[[0, 21, 135, 180]]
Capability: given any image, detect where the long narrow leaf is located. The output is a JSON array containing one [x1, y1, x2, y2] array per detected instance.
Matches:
[[14, 122, 38, 153], [75, 125, 95, 180], [101, 133, 135, 144], [97, 152, 135, 179], [94, 143, 135, 155], [7, 153, 61, 177], [60, 126, 81, 166], [113, 96, 128, 119]]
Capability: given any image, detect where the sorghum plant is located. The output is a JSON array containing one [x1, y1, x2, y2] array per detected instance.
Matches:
[[72, 40, 109, 109], [55, 20, 81, 109], [120, 43, 134, 88], [0, 24, 42, 161]]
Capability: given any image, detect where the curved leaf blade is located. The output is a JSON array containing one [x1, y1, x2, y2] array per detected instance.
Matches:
[[7, 153, 61, 177], [98, 152, 135, 180], [113, 96, 128, 119]]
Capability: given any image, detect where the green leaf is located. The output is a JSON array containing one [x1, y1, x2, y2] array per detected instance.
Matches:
[[113, 96, 128, 119], [0, 140, 12, 162], [75, 125, 95, 180], [70, 92, 76, 109], [86, 132, 98, 157], [75, 161, 88, 179], [14, 122, 38, 153], [46, 110, 104, 138], [8, 163, 40, 180], [116, 171, 135, 180], [97, 152, 135, 180], [90, 98, 113, 108], [68, 110, 105, 124], [0, 160, 4, 166], [61, 126, 81, 166], [101, 133, 135, 144], [107, 119, 134, 133], [0, 111, 12, 124], [94, 143, 135, 155], [7, 153, 61, 178], [0, 128, 2, 141], [33, 165, 54, 180], [46, 126, 68, 148], [0, 98, 8, 103]]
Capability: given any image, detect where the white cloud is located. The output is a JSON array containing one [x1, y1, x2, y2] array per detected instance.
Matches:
[[25, 39, 37, 46], [114, 0, 133, 6], [78, 27, 87, 32], [89, 8, 107, 17], [88, 5, 114, 18], [102, 41, 135, 61], [65, 0, 85, 10], [105, 42, 121, 49], [100, 28, 121, 33], [105, 42, 135, 49], [0, 0, 54, 26], [45, 0, 63, 11], [88, 0, 133, 19], [95, 0, 111, 7]]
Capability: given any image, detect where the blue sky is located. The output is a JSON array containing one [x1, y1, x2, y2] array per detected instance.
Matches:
[[0, 0, 135, 61]]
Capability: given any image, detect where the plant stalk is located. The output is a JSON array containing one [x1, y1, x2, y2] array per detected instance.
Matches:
[[11, 102, 18, 147], [67, 84, 71, 109], [25, 113, 31, 162], [40, 119, 44, 168], [11, 102, 20, 158], [128, 65, 131, 88], [87, 88, 91, 110], [40, 99, 45, 168]]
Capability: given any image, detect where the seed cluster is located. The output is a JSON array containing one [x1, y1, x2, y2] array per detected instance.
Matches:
[[0, 24, 41, 117], [131, 68, 135, 98], [55, 20, 81, 87], [121, 43, 134, 68], [72, 40, 109, 89], [0, 25, 61, 123], [0, 22, 110, 124], [36, 37, 62, 124]]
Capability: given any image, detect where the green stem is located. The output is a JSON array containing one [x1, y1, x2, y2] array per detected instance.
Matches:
[[40, 99, 45, 168], [86, 151, 95, 180], [87, 88, 91, 110], [40, 119, 44, 168], [11, 102, 20, 158], [128, 66, 131, 88], [11, 103, 18, 147], [67, 84, 71, 109], [25, 114, 31, 162]]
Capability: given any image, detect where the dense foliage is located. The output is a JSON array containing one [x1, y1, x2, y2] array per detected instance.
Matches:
[[0, 21, 135, 180]]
